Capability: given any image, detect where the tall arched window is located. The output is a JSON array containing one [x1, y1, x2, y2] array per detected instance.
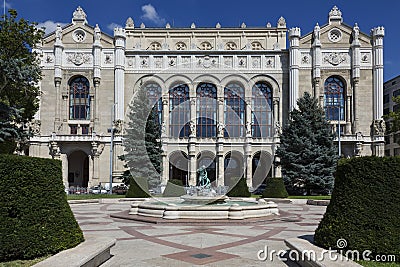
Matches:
[[144, 83, 162, 126], [324, 76, 345, 121], [69, 76, 90, 120], [252, 82, 273, 137], [224, 83, 245, 137], [169, 84, 190, 137], [197, 83, 217, 138]]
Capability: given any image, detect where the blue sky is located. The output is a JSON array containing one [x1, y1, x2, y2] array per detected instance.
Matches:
[[4, 0, 400, 80]]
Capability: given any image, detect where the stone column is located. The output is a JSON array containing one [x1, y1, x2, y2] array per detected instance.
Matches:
[[351, 24, 361, 134], [54, 24, 63, 132], [161, 152, 169, 185], [93, 79, 100, 130], [288, 27, 301, 111], [245, 97, 252, 137], [114, 28, 126, 121], [188, 96, 197, 186], [372, 27, 385, 121], [312, 24, 322, 98], [60, 153, 68, 188], [346, 96, 352, 134], [245, 146, 252, 189], [162, 98, 169, 137], [273, 98, 280, 137]]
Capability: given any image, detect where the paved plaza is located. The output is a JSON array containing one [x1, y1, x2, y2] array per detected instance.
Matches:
[[70, 200, 326, 266]]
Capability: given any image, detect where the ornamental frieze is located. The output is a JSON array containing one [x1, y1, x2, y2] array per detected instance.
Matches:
[[66, 52, 92, 66], [323, 52, 348, 66]]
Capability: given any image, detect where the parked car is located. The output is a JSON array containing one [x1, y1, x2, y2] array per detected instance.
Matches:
[[89, 186, 107, 194], [113, 185, 128, 195]]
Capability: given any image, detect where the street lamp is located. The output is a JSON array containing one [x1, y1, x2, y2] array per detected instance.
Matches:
[[108, 103, 117, 194], [337, 97, 342, 157]]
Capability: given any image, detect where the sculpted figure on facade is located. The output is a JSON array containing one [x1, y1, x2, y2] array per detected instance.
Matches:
[[55, 24, 62, 42], [217, 122, 225, 137], [94, 24, 101, 42], [189, 120, 196, 136]]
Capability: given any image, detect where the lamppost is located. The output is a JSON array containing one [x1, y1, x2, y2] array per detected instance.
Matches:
[[338, 97, 342, 157], [108, 103, 117, 194]]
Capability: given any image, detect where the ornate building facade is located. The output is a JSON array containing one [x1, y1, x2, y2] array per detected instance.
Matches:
[[29, 6, 385, 189]]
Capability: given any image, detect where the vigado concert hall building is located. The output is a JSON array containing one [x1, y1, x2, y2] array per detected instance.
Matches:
[[29, 6, 386, 190]]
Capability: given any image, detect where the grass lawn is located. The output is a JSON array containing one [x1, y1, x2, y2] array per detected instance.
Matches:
[[358, 261, 400, 267], [288, 195, 331, 200], [0, 256, 50, 267], [67, 194, 124, 200]]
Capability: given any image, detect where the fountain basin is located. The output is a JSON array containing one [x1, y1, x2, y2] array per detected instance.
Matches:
[[129, 198, 279, 220]]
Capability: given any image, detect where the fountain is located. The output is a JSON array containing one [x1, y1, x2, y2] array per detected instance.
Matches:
[[128, 166, 279, 221]]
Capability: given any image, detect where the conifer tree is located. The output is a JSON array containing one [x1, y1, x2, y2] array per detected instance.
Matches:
[[276, 92, 338, 195], [120, 87, 163, 189]]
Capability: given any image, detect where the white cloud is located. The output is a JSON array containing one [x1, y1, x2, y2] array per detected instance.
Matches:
[[141, 4, 165, 26], [37, 21, 66, 35], [107, 22, 122, 31]]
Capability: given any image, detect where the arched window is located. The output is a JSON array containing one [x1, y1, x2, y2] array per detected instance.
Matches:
[[197, 83, 217, 138], [144, 83, 162, 126], [224, 83, 245, 137], [324, 76, 345, 121], [252, 82, 273, 137], [169, 84, 190, 137], [69, 76, 90, 120]]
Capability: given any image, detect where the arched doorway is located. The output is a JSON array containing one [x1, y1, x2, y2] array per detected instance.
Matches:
[[169, 151, 189, 186], [197, 152, 216, 185], [224, 151, 244, 186], [252, 151, 272, 188], [68, 150, 89, 187]]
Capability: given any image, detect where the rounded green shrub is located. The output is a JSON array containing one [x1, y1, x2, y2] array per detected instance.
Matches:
[[262, 177, 289, 198], [315, 156, 400, 261], [0, 154, 84, 261], [163, 179, 185, 197], [227, 177, 251, 197], [126, 176, 150, 198]]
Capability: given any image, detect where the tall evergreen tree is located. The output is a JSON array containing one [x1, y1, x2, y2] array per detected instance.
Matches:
[[276, 92, 338, 195], [0, 10, 43, 147], [120, 87, 163, 189], [383, 96, 400, 144]]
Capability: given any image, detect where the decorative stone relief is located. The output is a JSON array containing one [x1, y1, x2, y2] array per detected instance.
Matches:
[[67, 52, 92, 65], [301, 53, 310, 64], [30, 120, 41, 135], [182, 56, 191, 68], [371, 119, 386, 136], [91, 141, 105, 158], [113, 120, 123, 134], [197, 56, 217, 68], [44, 53, 54, 63], [277, 16, 286, 28], [127, 57, 134, 67], [140, 57, 149, 68], [168, 56, 177, 67], [199, 41, 213, 50], [224, 56, 233, 68], [148, 42, 161, 50], [225, 41, 237, 50], [323, 52, 347, 66], [238, 57, 247, 68], [154, 56, 163, 68], [251, 41, 263, 50], [273, 42, 280, 50], [104, 53, 113, 64], [361, 52, 370, 63], [176, 42, 187, 50], [252, 56, 261, 68], [265, 56, 274, 68]]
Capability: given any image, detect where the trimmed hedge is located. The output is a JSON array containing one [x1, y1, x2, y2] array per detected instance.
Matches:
[[0, 154, 84, 261], [163, 179, 185, 197], [262, 177, 289, 198], [126, 176, 150, 198], [315, 156, 400, 260], [227, 177, 251, 197]]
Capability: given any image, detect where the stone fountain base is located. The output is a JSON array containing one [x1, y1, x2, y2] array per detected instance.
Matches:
[[129, 198, 279, 220]]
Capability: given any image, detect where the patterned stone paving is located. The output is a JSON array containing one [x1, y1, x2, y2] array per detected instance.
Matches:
[[70, 201, 326, 266]]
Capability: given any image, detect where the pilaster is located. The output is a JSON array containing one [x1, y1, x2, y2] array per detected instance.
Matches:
[[371, 26, 384, 121], [289, 27, 301, 111], [114, 28, 126, 121]]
